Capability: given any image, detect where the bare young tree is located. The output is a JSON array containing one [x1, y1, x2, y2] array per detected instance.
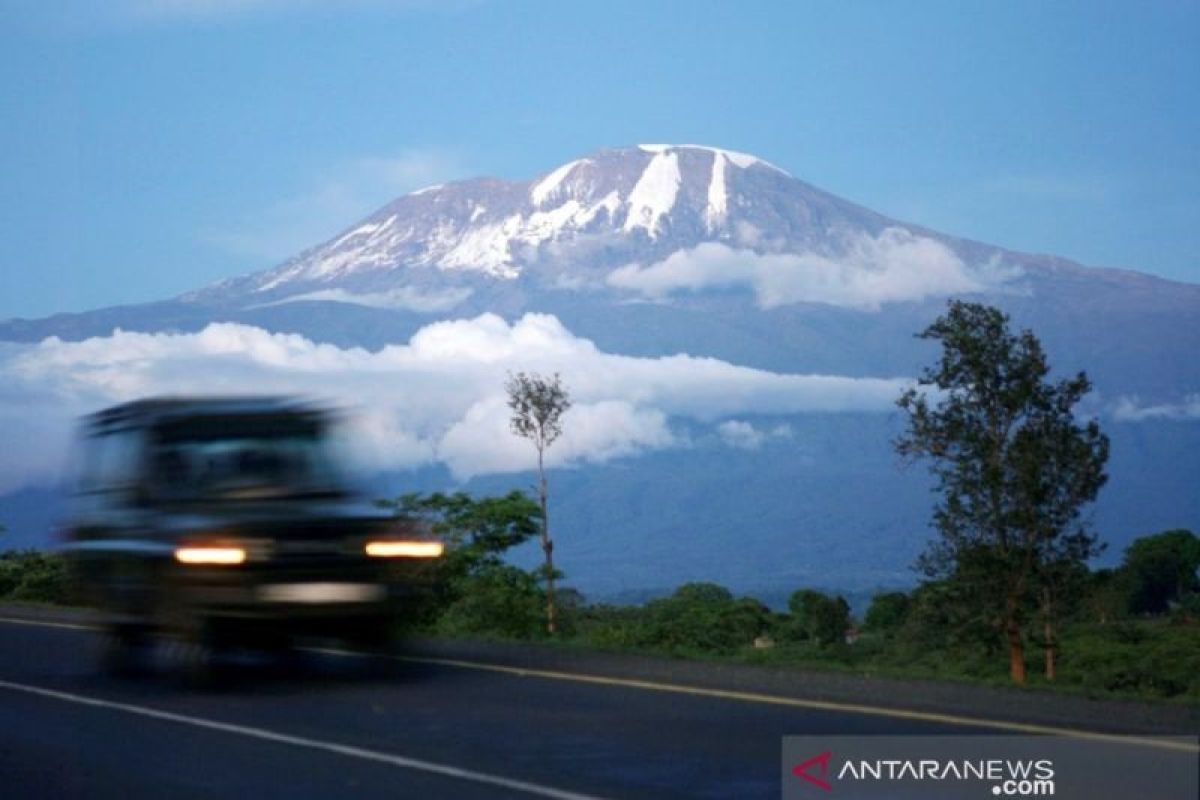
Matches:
[[505, 371, 571, 634]]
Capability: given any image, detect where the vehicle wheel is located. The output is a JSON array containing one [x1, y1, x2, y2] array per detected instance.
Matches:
[[261, 632, 304, 673], [97, 624, 149, 677], [347, 620, 398, 655], [165, 628, 223, 689]]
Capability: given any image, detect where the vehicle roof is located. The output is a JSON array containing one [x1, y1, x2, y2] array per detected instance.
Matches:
[[85, 396, 332, 432]]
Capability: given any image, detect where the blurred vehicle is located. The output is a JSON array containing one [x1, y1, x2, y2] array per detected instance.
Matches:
[[62, 397, 442, 677]]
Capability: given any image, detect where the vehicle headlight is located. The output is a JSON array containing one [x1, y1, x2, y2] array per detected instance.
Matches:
[[174, 545, 247, 565], [364, 540, 444, 558]]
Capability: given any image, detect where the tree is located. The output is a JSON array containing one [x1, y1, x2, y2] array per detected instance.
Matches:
[[505, 371, 572, 634], [863, 591, 911, 635], [376, 490, 540, 627], [787, 589, 851, 646], [1122, 529, 1200, 615], [896, 301, 1109, 684], [639, 583, 771, 655]]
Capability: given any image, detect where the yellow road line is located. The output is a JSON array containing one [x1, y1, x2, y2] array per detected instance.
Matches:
[[388, 655, 1198, 754], [4, 616, 1196, 755]]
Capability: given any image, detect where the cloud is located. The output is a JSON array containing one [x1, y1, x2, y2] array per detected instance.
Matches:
[[716, 420, 793, 450], [606, 228, 1018, 311], [249, 286, 473, 313], [202, 149, 469, 263], [0, 314, 912, 492], [1111, 395, 1200, 422]]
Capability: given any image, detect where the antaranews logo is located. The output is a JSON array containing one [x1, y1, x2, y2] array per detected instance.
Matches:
[[784, 735, 1197, 799], [790, 750, 1055, 796], [791, 751, 833, 791]]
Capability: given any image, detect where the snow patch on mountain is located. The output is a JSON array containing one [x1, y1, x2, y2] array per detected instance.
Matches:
[[431, 216, 523, 276], [705, 151, 728, 230], [623, 149, 681, 238], [637, 143, 787, 174], [530, 159, 586, 206]]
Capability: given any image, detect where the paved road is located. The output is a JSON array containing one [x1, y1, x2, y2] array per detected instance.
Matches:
[[0, 617, 1187, 799]]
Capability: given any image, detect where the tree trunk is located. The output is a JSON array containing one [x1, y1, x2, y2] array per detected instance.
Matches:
[[1042, 586, 1056, 681], [1005, 593, 1026, 684], [537, 449, 556, 635], [1006, 621, 1026, 684]]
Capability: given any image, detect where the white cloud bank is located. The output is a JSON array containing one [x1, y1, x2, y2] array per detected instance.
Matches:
[[607, 228, 1018, 310], [0, 314, 912, 493]]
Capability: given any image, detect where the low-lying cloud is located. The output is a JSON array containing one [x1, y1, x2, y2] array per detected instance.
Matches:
[[0, 314, 913, 493], [250, 286, 473, 313], [716, 420, 793, 450], [607, 228, 1017, 310], [1111, 395, 1200, 422]]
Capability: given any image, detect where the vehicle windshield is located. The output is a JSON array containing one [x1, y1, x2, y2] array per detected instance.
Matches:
[[151, 414, 347, 500]]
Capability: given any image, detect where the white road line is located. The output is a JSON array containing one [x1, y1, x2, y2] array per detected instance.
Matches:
[[0, 678, 609, 800], [0, 615, 94, 631]]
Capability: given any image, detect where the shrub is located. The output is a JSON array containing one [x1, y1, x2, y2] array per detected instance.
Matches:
[[863, 591, 911, 635], [786, 589, 851, 646], [634, 583, 771, 655], [0, 550, 68, 604], [435, 565, 545, 639], [1057, 623, 1200, 699]]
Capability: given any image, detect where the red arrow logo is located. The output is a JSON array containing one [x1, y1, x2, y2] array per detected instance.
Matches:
[[792, 751, 833, 791]]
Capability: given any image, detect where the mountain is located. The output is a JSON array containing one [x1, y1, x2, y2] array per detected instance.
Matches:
[[2, 144, 1198, 597]]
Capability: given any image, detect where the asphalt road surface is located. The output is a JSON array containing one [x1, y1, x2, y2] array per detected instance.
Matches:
[[0, 616, 1190, 799]]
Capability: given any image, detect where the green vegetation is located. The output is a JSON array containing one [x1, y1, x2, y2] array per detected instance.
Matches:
[[374, 492, 1199, 701], [0, 550, 68, 604], [376, 489, 547, 639]]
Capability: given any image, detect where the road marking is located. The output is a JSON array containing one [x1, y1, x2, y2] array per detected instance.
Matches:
[[4, 615, 1196, 755], [382, 655, 1200, 755], [0, 615, 94, 632], [0, 678, 608, 800]]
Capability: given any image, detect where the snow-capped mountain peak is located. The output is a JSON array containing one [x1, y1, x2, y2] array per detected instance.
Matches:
[[192, 143, 920, 306]]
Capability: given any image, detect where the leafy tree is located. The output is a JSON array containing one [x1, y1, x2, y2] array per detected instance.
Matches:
[[377, 490, 540, 626], [896, 301, 1109, 684], [1122, 529, 1200, 615], [1078, 568, 1130, 625], [506, 371, 572, 634], [863, 591, 911, 635], [787, 589, 851, 646]]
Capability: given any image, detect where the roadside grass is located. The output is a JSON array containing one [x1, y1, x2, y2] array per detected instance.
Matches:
[[416, 616, 1200, 706]]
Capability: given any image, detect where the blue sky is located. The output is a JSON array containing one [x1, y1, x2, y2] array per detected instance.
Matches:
[[1, 0, 1197, 319]]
